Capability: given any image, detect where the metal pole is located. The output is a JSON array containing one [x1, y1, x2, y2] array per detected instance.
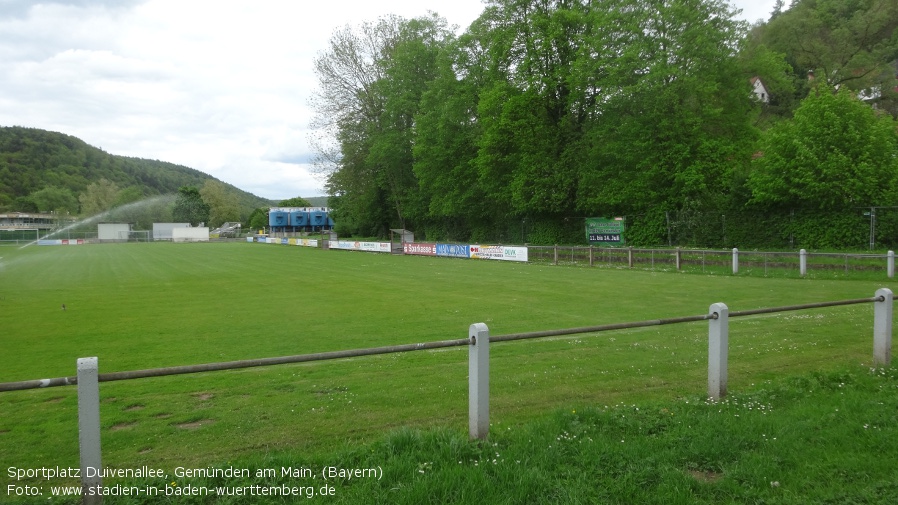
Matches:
[[874, 288, 893, 366], [870, 207, 876, 251], [708, 303, 729, 400], [77, 357, 102, 504], [468, 323, 489, 440]]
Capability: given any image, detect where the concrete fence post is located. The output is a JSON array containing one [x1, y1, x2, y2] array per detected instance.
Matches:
[[888, 251, 895, 279], [676, 247, 681, 270], [874, 288, 893, 366], [469, 323, 490, 440], [708, 303, 729, 401], [628, 247, 634, 268], [800, 249, 807, 277], [77, 357, 102, 504], [589, 245, 594, 267], [553, 245, 558, 266], [732, 248, 739, 275]]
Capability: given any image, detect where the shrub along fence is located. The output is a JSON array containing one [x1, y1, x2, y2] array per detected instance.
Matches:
[[0, 290, 892, 504]]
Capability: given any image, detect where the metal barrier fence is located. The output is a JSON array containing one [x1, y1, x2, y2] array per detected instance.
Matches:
[[0, 290, 893, 504], [528, 245, 897, 277]]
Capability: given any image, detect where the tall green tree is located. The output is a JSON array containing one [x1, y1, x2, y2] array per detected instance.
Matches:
[[29, 186, 78, 214], [412, 32, 490, 236], [310, 14, 454, 236], [576, 0, 758, 227], [172, 186, 210, 226], [471, 0, 589, 218], [199, 180, 240, 228], [79, 178, 120, 216], [246, 207, 269, 231], [748, 85, 898, 210]]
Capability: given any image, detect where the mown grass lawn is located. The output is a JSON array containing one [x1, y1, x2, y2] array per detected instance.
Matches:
[[1, 242, 895, 503]]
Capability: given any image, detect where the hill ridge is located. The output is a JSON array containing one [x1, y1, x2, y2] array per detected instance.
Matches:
[[0, 125, 274, 214]]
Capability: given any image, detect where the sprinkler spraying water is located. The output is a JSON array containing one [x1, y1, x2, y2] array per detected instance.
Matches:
[[18, 194, 177, 249]]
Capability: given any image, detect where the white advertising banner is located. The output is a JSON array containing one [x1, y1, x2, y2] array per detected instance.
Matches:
[[470, 245, 528, 262], [289, 238, 319, 247], [329, 241, 390, 252]]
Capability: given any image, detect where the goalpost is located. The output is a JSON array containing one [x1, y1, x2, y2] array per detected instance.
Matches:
[[118, 230, 151, 242]]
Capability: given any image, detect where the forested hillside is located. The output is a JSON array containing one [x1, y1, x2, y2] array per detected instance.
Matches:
[[0, 126, 272, 219], [310, 0, 898, 249]]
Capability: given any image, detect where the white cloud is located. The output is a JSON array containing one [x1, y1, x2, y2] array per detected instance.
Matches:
[[0, 0, 777, 201]]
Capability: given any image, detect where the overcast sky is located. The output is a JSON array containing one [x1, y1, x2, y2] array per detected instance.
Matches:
[[0, 0, 778, 201]]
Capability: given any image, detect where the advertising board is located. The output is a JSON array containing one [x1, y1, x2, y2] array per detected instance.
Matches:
[[436, 243, 470, 258], [403, 242, 436, 256], [470, 245, 528, 262], [586, 218, 625, 245]]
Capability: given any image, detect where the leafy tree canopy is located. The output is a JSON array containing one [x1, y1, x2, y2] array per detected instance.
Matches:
[[278, 196, 313, 207], [748, 85, 898, 210], [172, 186, 210, 226]]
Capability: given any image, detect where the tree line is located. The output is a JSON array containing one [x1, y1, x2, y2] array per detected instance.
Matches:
[[310, 0, 898, 249]]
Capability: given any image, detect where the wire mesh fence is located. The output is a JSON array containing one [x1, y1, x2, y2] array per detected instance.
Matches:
[[527, 246, 895, 280]]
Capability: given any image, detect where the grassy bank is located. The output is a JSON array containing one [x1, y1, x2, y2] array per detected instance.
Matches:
[[11, 365, 898, 504]]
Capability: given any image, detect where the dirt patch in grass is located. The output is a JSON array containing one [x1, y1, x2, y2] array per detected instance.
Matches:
[[192, 392, 214, 401], [110, 422, 137, 432], [688, 470, 723, 483], [176, 419, 214, 430]]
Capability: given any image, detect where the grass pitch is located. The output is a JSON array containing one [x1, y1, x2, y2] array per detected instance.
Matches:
[[0, 242, 895, 502]]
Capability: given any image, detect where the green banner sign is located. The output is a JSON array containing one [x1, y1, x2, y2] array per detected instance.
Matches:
[[586, 218, 625, 245]]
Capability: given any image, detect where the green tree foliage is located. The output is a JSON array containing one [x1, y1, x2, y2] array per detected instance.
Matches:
[[748, 85, 898, 210], [302, 0, 898, 248], [311, 14, 454, 236], [79, 178, 121, 216], [247, 208, 269, 231], [29, 186, 78, 214], [754, 0, 898, 116], [278, 196, 313, 207], [576, 0, 757, 220], [172, 186, 210, 226], [199, 179, 240, 228], [115, 186, 145, 208]]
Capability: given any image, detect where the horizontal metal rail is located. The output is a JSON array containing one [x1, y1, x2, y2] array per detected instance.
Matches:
[[0, 295, 885, 393], [0, 338, 470, 392], [490, 314, 716, 343], [729, 296, 882, 317]]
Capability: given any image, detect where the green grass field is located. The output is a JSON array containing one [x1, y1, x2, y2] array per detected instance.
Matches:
[[1, 242, 896, 503]]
